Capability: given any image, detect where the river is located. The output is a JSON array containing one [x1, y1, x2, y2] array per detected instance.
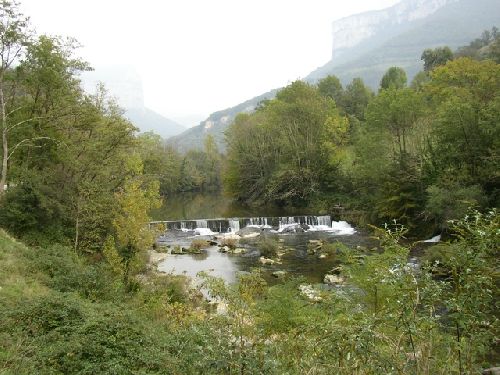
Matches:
[[151, 192, 377, 284]]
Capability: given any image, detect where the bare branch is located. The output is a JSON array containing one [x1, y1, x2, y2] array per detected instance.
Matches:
[[7, 136, 57, 160], [6, 104, 29, 117], [6, 115, 44, 132]]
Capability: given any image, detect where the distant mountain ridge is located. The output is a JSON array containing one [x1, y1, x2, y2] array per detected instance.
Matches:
[[168, 0, 500, 151], [307, 0, 500, 87], [81, 66, 186, 138], [167, 89, 278, 152], [329, 0, 457, 66]]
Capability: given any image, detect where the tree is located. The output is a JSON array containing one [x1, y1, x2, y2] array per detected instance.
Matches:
[[424, 57, 500, 210], [380, 66, 407, 91], [410, 71, 429, 91], [317, 75, 344, 109], [366, 88, 425, 160], [104, 161, 160, 289], [342, 78, 373, 120], [225, 81, 342, 204], [421, 46, 453, 72], [0, 0, 31, 194]]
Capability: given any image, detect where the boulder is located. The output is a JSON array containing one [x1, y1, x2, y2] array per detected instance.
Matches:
[[324, 274, 345, 285], [299, 284, 322, 302], [216, 233, 241, 240], [230, 248, 247, 254], [329, 266, 343, 274], [237, 226, 262, 236], [242, 232, 260, 239], [259, 256, 275, 265], [272, 270, 287, 278], [218, 246, 229, 253]]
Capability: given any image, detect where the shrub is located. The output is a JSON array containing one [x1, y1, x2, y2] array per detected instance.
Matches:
[[257, 237, 280, 258], [220, 237, 238, 249], [188, 239, 210, 253]]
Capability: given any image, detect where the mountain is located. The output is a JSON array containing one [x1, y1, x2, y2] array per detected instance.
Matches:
[[306, 0, 500, 87], [168, 0, 500, 151], [166, 89, 278, 153], [80, 66, 185, 138], [123, 107, 185, 138]]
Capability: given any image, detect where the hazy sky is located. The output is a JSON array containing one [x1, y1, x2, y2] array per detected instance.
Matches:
[[20, 0, 399, 126]]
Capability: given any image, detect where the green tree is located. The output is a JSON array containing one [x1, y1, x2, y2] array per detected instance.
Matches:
[[421, 46, 453, 72], [317, 75, 344, 109], [0, 0, 31, 195], [425, 58, 499, 203], [104, 165, 160, 289], [342, 77, 373, 120], [410, 70, 430, 91], [380, 66, 407, 91], [225, 81, 343, 205]]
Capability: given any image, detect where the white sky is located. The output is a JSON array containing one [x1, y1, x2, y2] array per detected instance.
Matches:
[[20, 0, 399, 126]]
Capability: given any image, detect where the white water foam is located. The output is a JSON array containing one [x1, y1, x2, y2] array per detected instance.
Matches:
[[228, 219, 240, 233], [423, 234, 441, 243], [330, 220, 356, 235], [194, 228, 217, 236], [248, 224, 272, 229]]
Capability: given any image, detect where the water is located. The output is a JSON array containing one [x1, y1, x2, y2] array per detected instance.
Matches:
[[150, 191, 319, 221], [156, 229, 375, 284], [152, 192, 375, 284]]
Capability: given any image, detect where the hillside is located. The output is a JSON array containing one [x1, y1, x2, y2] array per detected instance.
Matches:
[[81, 66, 186, 138], [125, 107, 185, 139], [169, 0, 500, 151], [166, 89, 278, 153], [307, 0, 500, 87]]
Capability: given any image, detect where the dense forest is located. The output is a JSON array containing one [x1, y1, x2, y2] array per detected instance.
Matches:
[[0, 1, 498, 374], [224, 30, 500, 236]]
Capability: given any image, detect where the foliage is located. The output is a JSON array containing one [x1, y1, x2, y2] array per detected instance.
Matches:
[[104, 176, 160, 289], [421, 46, 454, 71], [225, 81, 344, 205], [220, 237, 238, 249], [189, 239, 210, 253], [455, 27, 500, 62], [380, 66, 408, 90], [257, 236, 280, 258], [317, 74, 344, 109]]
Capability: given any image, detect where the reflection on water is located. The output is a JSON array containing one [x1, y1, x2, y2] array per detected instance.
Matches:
[[158, 246, 240, 284], [153, 192, 376, 285], [150, 191, 318, 221], [156, 230, 376, 285]]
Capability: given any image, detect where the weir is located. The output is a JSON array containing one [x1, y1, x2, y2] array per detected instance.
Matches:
[[150, 215, 354, 234]]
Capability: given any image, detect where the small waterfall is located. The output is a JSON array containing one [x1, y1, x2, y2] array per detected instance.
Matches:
[[152, 214, 355, 236], [228, 219, 240, 233], [316, 215, 332, 227], [196, 220, 208, 228]]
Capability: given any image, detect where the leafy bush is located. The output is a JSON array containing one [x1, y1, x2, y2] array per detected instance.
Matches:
[[188, 239, 210, 253], [220, 237, 238, 249], [257, 237, 280, 258]]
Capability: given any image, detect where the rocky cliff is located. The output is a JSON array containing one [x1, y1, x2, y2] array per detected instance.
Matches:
[[331, 0, 458, 63], [169, 0, 500, 151]]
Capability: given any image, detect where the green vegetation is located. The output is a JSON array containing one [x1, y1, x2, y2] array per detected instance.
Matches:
[[225, 32, 500, 236], [2, 211, 497, 373], [0, 2, 498, 373], [188, 239, 210, 253]]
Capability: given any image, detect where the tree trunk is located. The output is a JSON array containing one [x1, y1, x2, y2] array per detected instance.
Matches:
[[0, 80, 8, 195]]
